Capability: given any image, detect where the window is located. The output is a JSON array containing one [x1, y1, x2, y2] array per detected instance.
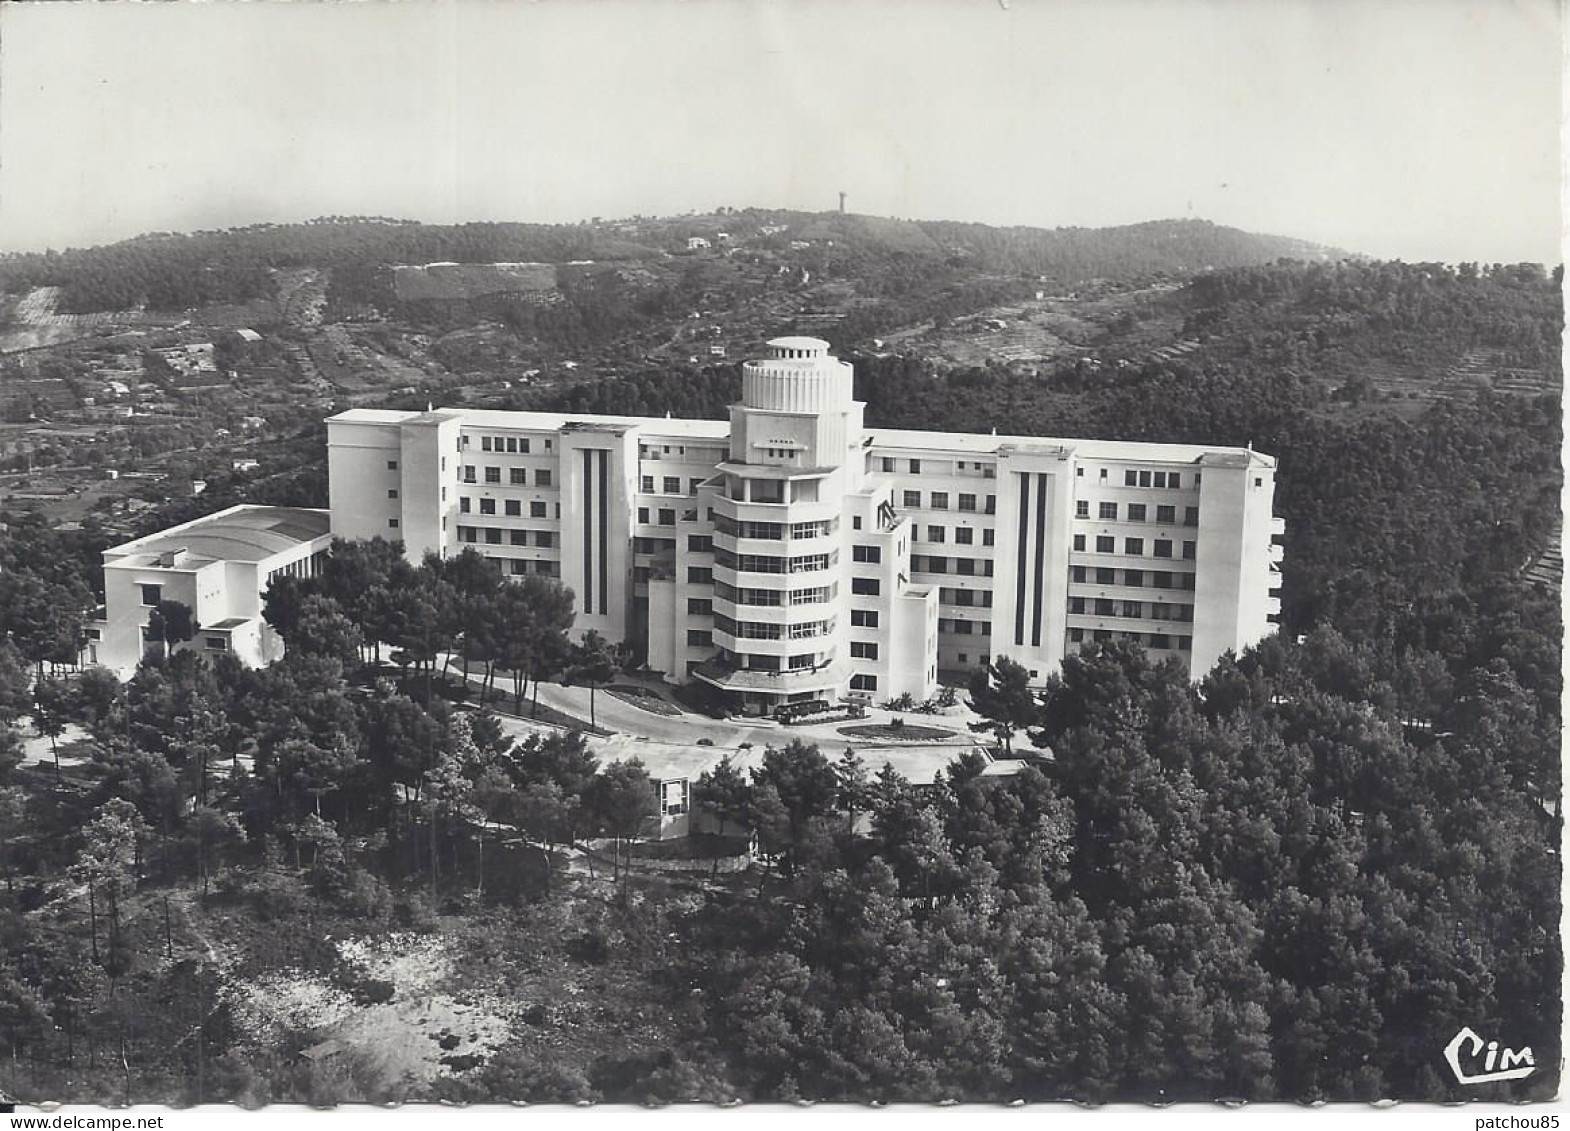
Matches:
[[1157, 505, 1176, 524], [1255, 477, 1263, 488], [140, 584, 162, 607], [485, 466, 501, 484], [925, 556, 949, 574], [481, 437, 493, 452], [1094, 630, 1112, 643], [1094, 598, 1115, 616], [688, 598, 712, 615], [853, 545, 882, 563], [1096, 567, 1115, 584], [1095, 536, 1114, 553], [1123, 601, 1143, 618], [537, 531, 554, 548], [1071, 565, 1087, 583], [958, 493, 976, 512], [462, 465, 476, 483], [985, 495, 996, 514], [387, 488, 399, 500], [850, 674, 878, 692], [1076, 501, 1090, 519], [658, 508, 676, 526], [480, 498, 496, 515], [387, 460, 399, 471], [928, 525, 946, 543], [510, 530, 528, 546], [1153, 571, 1173, 589], [1069, 628, 1084, 643], [689, 478, 703, 494], [955, 527, 973, 545], [1124, 537, 1144, 556], [687, 630, 713, 647], [687, 567, 712, 583], [664, 476, 681, 494], [1182, 540, 1197, 560], [1124, 470, 1138, 486], [952, 620, 973, 635], [1126, 569, 1144, 587], [641, 475, 655, 492], [1073, 534, 1086, 551], [1170, 474, 1183, 490], [458, 526, 477, 543], [1139, 471, 1151, 487], [389, 518, 402, 530], [903, 490, 921, 508], [1068, 597, 1086, 614], [1178, 636, 1192, 651], [1100, 469, 1108, 481], [1154, 539, 1173, 558], [853, 516, 863, 530], [1150, 633, 1171, 650], [204, 636, 228, 651], [1099, 501, 1117, 520], [484, 528, 501, 544], [982, 529, 994, 547], [909, 459, 921, 474], [851, 641, 879, 660], [788, 653, 815, 671], [537, 470, 552, 487], [1128, 503, 1147, 522], [852, 577, 880, 596], [460, 497, 471, 513], [505, 499, 521, 516], [1184, 506, 1200, 526], [637, 507, 650, 524], [510, 468, 527, 485], [851, 609, 879, 628], [1153, 471, 1167, 488], [689, 535, 712, 552], [530, 501, 547, 518], [930, 491, 949, 510]]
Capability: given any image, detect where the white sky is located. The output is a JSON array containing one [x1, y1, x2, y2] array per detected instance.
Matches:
[[0, 0, 1560, 263]]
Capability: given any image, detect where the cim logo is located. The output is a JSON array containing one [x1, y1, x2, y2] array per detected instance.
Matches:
[[1444, 1026, 1537, 1085]]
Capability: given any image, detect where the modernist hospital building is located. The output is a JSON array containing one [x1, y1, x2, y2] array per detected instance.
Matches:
[[324, 337, 1283, 712]]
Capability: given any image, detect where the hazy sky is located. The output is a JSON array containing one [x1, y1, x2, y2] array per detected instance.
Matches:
[[0, 0, 1560, 262]]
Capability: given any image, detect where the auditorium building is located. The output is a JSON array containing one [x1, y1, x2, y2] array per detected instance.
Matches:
[[324, 337, 1283, 712]]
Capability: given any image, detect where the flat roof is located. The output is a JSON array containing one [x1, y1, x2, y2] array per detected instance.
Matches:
[[326, 407, 1274, 466], [107, 505, 332, 566]]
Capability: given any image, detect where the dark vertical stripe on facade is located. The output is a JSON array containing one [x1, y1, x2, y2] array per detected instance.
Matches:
[[597, 450, 609, 616], [581, 449, 594, 614], [1031, 472, 1049, 647], [1014, 473, 1031, 646]]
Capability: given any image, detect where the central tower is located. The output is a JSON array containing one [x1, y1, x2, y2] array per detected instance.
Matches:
[[697, 337, 866, 711]]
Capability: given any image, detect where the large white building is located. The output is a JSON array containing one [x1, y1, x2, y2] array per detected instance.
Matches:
[[90, 505, 333, 675], [327, 337, 1283, 713]]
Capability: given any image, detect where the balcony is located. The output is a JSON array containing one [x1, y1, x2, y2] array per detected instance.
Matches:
[[1270, 516, 1286, 539], [692, 655, 849, 693]]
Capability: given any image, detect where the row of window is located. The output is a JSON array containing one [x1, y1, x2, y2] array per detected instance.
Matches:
[[713, 615, 837, 641], [877, 457, 996, 479], [640, 474, 708, 496], [911, 555, 996, 577], [938, 618, 993, 637], [730, 652, 823, 673], [1071, 566, 1198, 591], [1078, 501, 1199, 525], [1068, 597, 1195, 622], [712, 516, 838, 541], [918, 525, 995, 547], [463, 465, 555, 487], [714, 581, 839, 606], [461, 497, 554, 518], [456, 526, 558, 548], [1124, 469, 1186, 489], [1070, 628, 1192, 650], [478, 435, 547, 454], [901, 489, 996, 514], [1073, 534, 1196, 559], [939, 587, 995, 608], [713, 548, 837, 575]]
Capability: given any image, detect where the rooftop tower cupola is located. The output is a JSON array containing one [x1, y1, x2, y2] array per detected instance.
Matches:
[[741, 336, 854, 414]]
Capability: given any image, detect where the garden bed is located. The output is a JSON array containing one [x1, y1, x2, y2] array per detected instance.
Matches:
[[604, 685, 683, 717], [837, 723, 957, 741]]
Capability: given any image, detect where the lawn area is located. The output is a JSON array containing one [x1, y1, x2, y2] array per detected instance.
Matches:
[[838, 723, 956, 741]]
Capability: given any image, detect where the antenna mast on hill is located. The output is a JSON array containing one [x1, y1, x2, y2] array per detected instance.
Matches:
[[839, 192, 847, 214]]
